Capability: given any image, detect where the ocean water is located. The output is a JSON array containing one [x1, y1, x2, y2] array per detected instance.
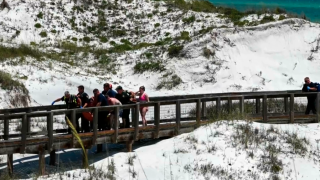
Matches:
[[208, 0, 320, 22]]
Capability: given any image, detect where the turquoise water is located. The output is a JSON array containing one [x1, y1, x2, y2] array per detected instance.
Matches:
[[208, 0, 320, 22]]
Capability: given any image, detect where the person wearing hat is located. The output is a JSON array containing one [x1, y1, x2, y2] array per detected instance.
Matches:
[[52, 91, 82, 133], [115, 86, 135, 128]]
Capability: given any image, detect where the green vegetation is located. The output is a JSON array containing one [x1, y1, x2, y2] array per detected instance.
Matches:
[[71, 37, 78, 42], [278, 15, 286, 20], [37, 12, 43, 19], [154, 23, 160, 28], [155, 37, 172, 46], [0, 45, 42, 61], [182, 15, 196, 24], [134, 60, 166, 74], [156, 72, 182, 90], [83, 36, 91, 43], [99, 36, 108, 43], [39, 31, 47, 37], [260, 15, 275, 24], [34, 23, 41, 28], [112, 30, 126, 37], [145, 52, 153, 59], [177, 31, 190, 41], [168, 45, 183, 57], [50, 29, 57, 34], [0, 71, 29, 94]]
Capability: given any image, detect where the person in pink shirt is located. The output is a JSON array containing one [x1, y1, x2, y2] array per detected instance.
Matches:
[[135, 86, 149, 127]]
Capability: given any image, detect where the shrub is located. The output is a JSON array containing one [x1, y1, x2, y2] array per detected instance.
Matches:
[[260, 15, 275, 24], [112, 30, 126, 37], [134, 60, 166, 74], [154, 23, 160, 28], [37, 12, 43, 19], [0, 71, 29, 94], [83, 36, 91, 43], [145, 52, 152, 59], [165, 32, 170, 36], [147, 13, 153, 18], [274, 7, 286, 14], [182, 15, 195, 24], [156, 73, 182, 90], [71, 37, 78, 41], [203, 48, 215, 58], [168, 45, 183, 57], [34, 23, 42, 28], [278, 15, 286, 21], [178, 31, 190, 41], [99, 36, 108, 43], [50, 29, 57, 33], [39, 31, 47, 37]]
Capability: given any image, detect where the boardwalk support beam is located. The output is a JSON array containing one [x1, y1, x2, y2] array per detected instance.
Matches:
[[176, 100, 181, 135], [290, 94, 295, 123]]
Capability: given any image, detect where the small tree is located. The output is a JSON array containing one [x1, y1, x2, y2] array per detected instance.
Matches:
[[0, 0, 11, 10]]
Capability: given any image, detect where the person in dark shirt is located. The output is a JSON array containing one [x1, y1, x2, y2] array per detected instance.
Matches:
[[115, 86, 135, 128], [102, 83, 117, 98], [52, 91, 82, 133], [93, 88, 109, 130], [77, 85, 90, 132], [302, 77, 317, 114]]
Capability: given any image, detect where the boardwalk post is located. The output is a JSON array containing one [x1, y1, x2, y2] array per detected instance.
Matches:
[[290, 94, 294, 123], [131, 108, 135, 127], [113, 106, 120, 143], [39, 147, 45, 175], [7, 154, 13, 176], [201, 100, 207, 118], [49, 150, 56, 166], [92, 108, 98, 150], [70, 110, 76, 148], [4, 113, 12, 176], [263, 95, 267, 122], [284, 97, 289, 113], [4, 113, 9, 141], [216, 97, 221, 118], [154, 102, 160, 138], [27, 108, 31, 135], [317, 93, 320, 123], [239, 96, 244, 114], [196, 99, 201, 127], [20, 114, 27, 154], [256, 98, 260, 114], [134, 104, 140, 141], [47, 112, 53, 151], [175, 100, 181, 135]]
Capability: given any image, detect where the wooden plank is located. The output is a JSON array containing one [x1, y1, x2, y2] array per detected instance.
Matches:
[[256, 98, 260, 114], [263, 95, 267, 122], [216, 97, 221, 118], [47, 112, 53, 151], [20, 114, 27, 154], [113, 106, 119, 143], [154, 102, 160, 138], [39, 148, 45, 175], [134, 104, 140, 141], [284, 97, 289, 113], [176, 100, 181, 135], [196, 99, 201, 127], [92, 108, 98, 144], [7, 154, 13, 176], [317, 93, 320, 123], [239, 96, 244, 114], [4, 113, 9, 140], [201, 101, 207, 118], [290, 93, 295, 123]]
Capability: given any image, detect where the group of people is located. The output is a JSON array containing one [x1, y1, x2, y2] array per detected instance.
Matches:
[[52, 83, 150, 133]]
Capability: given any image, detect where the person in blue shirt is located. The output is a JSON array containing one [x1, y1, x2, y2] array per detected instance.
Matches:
[[102, 83, 117, 98], [93, 88, 109, 130]]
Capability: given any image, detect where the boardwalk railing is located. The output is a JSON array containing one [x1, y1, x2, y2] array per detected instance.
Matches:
[[0, 90, 319, 175]]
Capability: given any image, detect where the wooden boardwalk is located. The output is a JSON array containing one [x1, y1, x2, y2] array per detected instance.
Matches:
[[0, 90, 319, 176]]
